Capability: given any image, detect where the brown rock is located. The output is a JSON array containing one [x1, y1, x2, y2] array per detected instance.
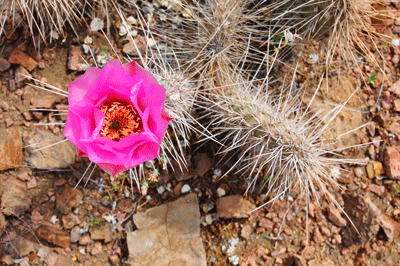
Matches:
[[30, 94, 64, 109], [109, 254, 119, 265], [369, 184, 385, 197], [313, 228, 324, 244], [0, 254, 13, 265], [380, 214, 400, 242], [366, 161, 384, 179], [327, 203, 347, 227], [0, 126, 22, 171], [56, 185, 83, 214], [70, 226, 81, 243], [27, 176, 37, 189], [0, 100, 10, 111], [1, 178, 31, 216], [291, 254, 306, 266], [271, 248, 286, 257], [89, 223, 113, 243], [0, 58, 11, 72], [390, 78, 400, 95], [15, 66, 31, 88], [8, 49, 38, 72], [36, 223, 71, 248], [384, 146, 400, 179], [91, 242, 103, 255], [301, 246, 315, 260], [122, 35, 146, 56], [25, 130, 76, 169], [68, 45, 84, 71], [8, 236, 36, 258], [394, 100, 400, 112], [62, 213, 81, 229], [216, 195, 256, 219], [366, 122, 376, 136], [240, 224, 252, 240], [127, 193, 206, 266], [79, 234, 92, 245], [193, 152, 212, 177]]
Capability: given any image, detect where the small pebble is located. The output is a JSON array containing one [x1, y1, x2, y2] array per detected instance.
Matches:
[[90, 18, 104, 32], [181, 184, 191, 194], [309, 53, 319, 63], [157, 186, 166, 195], [205, 214, 214, 225], [217, 188, 226, 197], [228, 255, 239, 265], [392, 39, 400, 47], [79, 248, 86, 255], [213, 168, 222, 178]]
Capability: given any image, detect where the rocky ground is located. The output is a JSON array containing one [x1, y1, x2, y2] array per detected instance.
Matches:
[[2, 2, 400, 266]]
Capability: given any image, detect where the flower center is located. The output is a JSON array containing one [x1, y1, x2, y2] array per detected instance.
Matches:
[[99, 101, 143, 141]]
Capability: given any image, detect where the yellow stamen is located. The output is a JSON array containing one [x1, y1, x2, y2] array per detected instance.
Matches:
[[99, 101, 142, 141]]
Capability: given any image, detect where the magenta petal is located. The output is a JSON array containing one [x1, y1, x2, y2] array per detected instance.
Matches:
[[64, 59, 172, 177]]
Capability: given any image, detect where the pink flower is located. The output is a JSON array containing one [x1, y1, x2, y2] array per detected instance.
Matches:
[[64, 59, 171, 177]]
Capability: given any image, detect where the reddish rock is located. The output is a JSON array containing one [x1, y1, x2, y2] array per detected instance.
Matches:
[[394, 100, 400, 112], [70, 226, 81, 243], [30, 94, 64, 109], [91, 242, 103, 255], [0, 254, 13, 265], [0, 126, 22, 171], [366, 122, 376, 136], [8, 49, 38, 72], [79, 234, 92, 246], [56, 185, 83, 214], [216, 195, 256, 219], [313, 228, 325, 244], [0, 58, 11, 72], [390, 78, 400, 95], [380, 214, 400, 242], [327, 203, 347, 227], [240, 224, 252, 240], [369, 184, 385, 197], [68, 45, 84, 71], [301, 246, 315, 260], [384, 146, 400, 179], [36, 223, 71, 248], [1, 178, 31, 216]]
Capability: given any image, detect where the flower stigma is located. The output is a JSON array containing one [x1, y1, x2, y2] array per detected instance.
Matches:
[[99, 100, 143, 141]]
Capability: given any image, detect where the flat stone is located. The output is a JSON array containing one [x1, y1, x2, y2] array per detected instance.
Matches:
[[35, 223, 71, 248], [0, 58, 11, 72], [216, 195, 256, 219], [25, 130, 76, 169], [127, 193, 206, 266], [8, 236, 36, 258], [366, 161, 385, 179], [79, 234, 92, 245], [15, 65, 31, 88], [240, 224, 252, 240], [8, 49, 38, 72], [1, 178, 31, 216], [89, 223, 113, 243], [390, 79, 400, 95], [384, 146, 400, 179], [30, 94, 64, 109], [56, 185, 83, 214], [327, 203, 347, 227], [369, 184, 385, 197], [0, 254, 13, 265], [380, 214, 400, 242], [0, 126, 22, 171], [68, 45, 85, 71]]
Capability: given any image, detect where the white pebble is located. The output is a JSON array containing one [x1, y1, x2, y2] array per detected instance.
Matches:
[[205, 214, 214, 225], [157, 186, 166, 195], [146, 195, 152, 201], [213, 168, 222, 178], [309, 53, 319, 64], [79, 248, 86, 254], [90, 18, 104, 32], [217, 188, 226, 197], [50, 215, 59, 224], [392, 39, 400, 47], [228, 255, 240, 265], [181, 184, 191, 194]]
